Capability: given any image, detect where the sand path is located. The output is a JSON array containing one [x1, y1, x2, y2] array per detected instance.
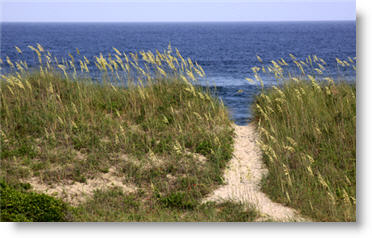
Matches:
[[204, 124, 307, 222]]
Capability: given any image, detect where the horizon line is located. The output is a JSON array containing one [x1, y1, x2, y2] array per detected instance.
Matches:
[[0, 20, 356, 23]]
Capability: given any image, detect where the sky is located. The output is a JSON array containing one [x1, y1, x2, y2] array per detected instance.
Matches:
[[0, 0, 355, 22]]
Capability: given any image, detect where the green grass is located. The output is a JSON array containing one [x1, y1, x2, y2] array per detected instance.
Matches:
[[1, 46, 356, 222], [1, 45, 259, 222], [71, 187, 258, 222], [0, 70, 259, 221], [253, 79, 356, 221]]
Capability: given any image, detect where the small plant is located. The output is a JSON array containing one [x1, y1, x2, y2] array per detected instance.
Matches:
[[211, 202, 258, 222], [157, 191, 197, 209]]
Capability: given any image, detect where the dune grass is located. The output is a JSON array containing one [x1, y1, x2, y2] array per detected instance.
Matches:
[[0, 45, 260, 221], [1, 45, 356, 222], [251, 56, 356, 221]]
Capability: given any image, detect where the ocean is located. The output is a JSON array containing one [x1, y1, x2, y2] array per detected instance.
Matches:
[[0, 21, 356, 125]]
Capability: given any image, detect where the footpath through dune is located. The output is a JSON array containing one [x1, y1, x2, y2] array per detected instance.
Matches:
[[204, 124, 308, 222]]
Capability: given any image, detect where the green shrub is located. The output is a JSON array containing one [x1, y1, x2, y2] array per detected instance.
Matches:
[[0, 181, 68, 222]]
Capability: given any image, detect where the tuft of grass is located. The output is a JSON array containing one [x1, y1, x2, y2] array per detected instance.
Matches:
[[251, 56, 356, 221]]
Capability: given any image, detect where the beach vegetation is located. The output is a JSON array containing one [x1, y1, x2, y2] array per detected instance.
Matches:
[[251, 55, 356, 221], [0, 44, 260, 221]]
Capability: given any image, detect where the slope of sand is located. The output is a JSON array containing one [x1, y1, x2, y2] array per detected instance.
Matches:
[[204, 124, 308, 222]]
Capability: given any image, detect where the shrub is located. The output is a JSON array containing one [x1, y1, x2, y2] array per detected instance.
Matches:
[[0, 181, 68, 222]]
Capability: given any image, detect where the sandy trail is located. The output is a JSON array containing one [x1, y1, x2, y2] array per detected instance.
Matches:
[[204, 124, 307, 222]]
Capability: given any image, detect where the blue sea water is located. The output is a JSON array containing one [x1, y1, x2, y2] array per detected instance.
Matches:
[[0, 22, 356, 125]]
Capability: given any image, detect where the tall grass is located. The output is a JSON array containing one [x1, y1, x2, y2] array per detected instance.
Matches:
[[0, 44, 356, 221], [251, 55, 356, 221], [0, 44, 261, 221]]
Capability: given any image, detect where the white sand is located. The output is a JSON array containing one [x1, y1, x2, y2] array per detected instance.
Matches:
[[203, 124, 307, 222], [25, 167, 137, 206]]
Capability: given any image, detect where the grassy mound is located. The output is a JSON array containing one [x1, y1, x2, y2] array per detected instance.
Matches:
[[0, 45, 258, 221], [253, 80, 356, 221], [0, 70, 257, 221], [1, 72, 233, 183]]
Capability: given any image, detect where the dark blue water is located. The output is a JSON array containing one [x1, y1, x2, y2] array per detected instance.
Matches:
[[0, 22, 356, 124]]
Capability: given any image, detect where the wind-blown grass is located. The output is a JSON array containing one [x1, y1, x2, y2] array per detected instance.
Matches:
[[251, 55, 356, 221], [1, 44, 356, 222], [0, 45, 261, 221]]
